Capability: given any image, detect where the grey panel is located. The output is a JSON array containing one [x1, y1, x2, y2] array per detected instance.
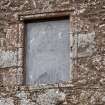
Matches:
[[26, 19, 70, 84]]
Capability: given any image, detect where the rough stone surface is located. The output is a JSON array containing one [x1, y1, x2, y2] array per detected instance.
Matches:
[[0, 0, 105, 105]]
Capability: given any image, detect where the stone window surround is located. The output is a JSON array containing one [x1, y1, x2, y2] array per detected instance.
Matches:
[[18, 10, 78, 85]]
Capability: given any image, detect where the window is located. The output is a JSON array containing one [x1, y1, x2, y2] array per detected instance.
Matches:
[[25, 18, 70, 84]]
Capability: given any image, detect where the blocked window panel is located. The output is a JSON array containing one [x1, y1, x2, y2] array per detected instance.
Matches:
[[26, 19, 70, 84]]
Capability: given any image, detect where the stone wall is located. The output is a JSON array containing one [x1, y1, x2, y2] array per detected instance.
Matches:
[[0, 0, 105, 105]]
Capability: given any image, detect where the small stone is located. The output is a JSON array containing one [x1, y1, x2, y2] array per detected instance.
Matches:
[[102, 96, 105, 102], [100, 78, 105, 85]]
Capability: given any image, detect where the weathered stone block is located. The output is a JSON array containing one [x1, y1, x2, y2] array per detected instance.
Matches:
[[17, 48, 23, 67], [0, 98, 14, 105], [0, 38, 7, 48], [77, 31, 96, 57], [17, 67, 23, 85], [18, 23, 24, 47], [0, 68, 17, 85], [6, 24, 18, 48], [0, 50, 17, 68]]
